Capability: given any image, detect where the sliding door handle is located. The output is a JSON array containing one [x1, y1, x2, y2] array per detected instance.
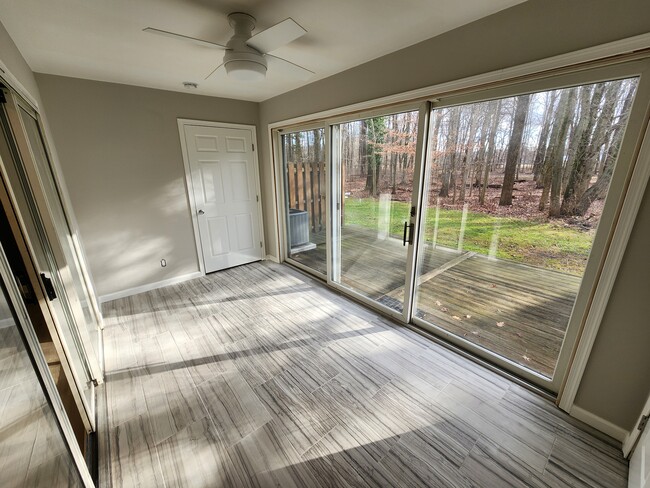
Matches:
[[403, 222, 414, 246], [40, 273, 57, 301]]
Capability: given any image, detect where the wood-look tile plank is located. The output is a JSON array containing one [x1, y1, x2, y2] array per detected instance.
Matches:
[[228, 419, 301, 476], [197, 370, 272, 447], [156, 416, 245, 488], [379, 439, 472, 488], [110, 415, 165, 488], [544, 434, 627, 488]]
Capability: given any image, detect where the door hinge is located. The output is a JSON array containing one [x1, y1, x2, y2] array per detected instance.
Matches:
[[252, 143, 255, 151], [40, 273, 57, 301], [638, 414, 649, 432], [256, 195, 259, 202], [260, 241, 263, 248]]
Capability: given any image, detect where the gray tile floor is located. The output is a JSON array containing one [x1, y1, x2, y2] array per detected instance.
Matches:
[[100, 261, 627, 488]]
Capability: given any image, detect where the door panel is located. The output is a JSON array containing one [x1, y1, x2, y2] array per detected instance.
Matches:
[[184, 125, 262, 273], [0, 258, 86, 487], [281, 128, 328, 276], [332, 110, 420, 314], [0, 98, 96, 430], [15, 104, 102, 376], [413, 77, 639, 383]]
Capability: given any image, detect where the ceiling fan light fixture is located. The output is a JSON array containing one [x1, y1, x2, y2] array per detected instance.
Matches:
[[223, 50, 267, 81], [225, 60, 267, 81]]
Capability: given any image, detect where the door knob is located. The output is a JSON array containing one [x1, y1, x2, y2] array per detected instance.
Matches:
[[198, 209, 205, 215]]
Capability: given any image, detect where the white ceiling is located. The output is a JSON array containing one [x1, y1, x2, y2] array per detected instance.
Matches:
[[0, 0, 525, 102]]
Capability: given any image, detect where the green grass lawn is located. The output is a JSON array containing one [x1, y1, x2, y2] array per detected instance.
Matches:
[[342, 198, 593, 275]]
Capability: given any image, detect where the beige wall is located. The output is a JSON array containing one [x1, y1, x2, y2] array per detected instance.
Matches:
[[35, 74, 259, 297], [0, 19, 41, 105], [574, 183, 650, 431], [258, 0, 650, 433]]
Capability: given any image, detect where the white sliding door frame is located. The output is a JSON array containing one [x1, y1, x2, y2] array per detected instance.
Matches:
[[178, 119, 265, 275], [274, 122, 330, 280]]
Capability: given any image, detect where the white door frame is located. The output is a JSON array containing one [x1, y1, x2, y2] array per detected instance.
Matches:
[[178, 119, 265, 275]]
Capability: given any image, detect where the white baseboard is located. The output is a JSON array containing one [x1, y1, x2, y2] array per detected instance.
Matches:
[[571, 405, 628, 444], [98, 271, 203, 303], [265, 254, 280, 263]]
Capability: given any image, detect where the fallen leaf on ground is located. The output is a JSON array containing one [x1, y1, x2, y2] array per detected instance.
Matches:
[[496, 321, 505, 327], [465, 314, 472, 319], [441, 307, 448, 312], [452, 315, 462, 321], [435, 300, 442, 306], [523, 355, 531, 361]]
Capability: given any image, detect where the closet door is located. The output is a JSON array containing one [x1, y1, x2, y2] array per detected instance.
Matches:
[[15, 100, 102, 372], [0, 239, 93, 487], [0, 88, 99, 429]]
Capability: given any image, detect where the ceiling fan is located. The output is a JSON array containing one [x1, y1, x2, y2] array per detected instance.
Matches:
[[144, 12, 313, 82]]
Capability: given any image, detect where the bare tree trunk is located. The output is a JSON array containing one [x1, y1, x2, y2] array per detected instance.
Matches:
[[549, 89, 578, 216], [560, 83, 607, 215], [459, 106, 480, 202], [500, 94, 531, 206], [575, 82, 635, 214], [440, 109, 461, 198], [480, 100, 501, 205], [533, 91, 558, 186], [540, 89, 572, 211]]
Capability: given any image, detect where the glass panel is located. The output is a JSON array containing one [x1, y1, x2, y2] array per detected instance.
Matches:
[[17, 107, 101, 368], [282, 128, 327, 275], [0, 278, 83, 487], [0, 108, 94, 413], [334, 110, 419, 312], [415, 78, 638, 377]]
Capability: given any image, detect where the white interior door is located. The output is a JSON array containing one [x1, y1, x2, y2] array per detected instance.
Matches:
[[630, 416, 650, 488], [184, 124, 263, 273]]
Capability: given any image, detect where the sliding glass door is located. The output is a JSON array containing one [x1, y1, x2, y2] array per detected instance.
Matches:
[[330, 109, 422, 316], [276, 58, 650, 391], [281, 127, 328, 276], [412, 67, 645, 388]]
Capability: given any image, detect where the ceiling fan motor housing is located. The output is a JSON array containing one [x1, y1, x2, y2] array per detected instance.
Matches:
[[224, 12, 267, 81]]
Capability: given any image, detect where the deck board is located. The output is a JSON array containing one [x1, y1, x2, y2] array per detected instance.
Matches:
[[288, 225, 581, 378]]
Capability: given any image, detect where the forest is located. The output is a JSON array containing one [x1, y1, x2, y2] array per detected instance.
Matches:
[[340, 77, 637, 221], [283, 77, 638, 274]]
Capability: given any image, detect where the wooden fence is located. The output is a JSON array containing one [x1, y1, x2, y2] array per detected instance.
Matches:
[[286, 161, 326, 234]]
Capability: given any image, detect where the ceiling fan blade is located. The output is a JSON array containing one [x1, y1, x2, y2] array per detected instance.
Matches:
[[266, 55, 314, 81], [205, 63, 224, 80], [246, 18, 306, 54], [143, 27, 227, 50]]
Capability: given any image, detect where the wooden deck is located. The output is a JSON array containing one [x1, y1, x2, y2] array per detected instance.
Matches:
[[289, 225, 581, 378]]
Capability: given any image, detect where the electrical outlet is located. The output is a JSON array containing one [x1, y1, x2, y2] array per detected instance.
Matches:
[[160, 259, 167, 268]]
